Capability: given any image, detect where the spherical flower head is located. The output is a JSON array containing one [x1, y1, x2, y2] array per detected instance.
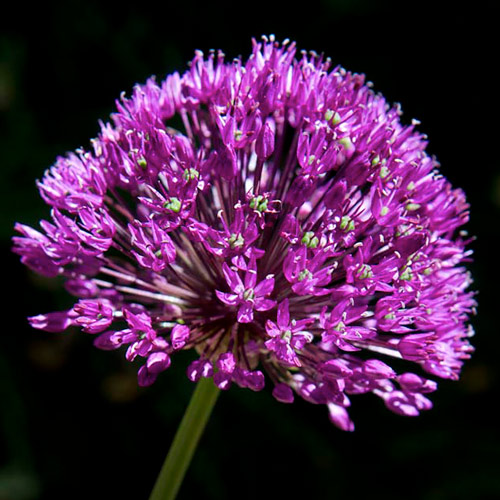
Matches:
[[13, 35, 476, 430]]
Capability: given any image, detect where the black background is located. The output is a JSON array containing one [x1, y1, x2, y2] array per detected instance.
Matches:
[[1, 1, 498, 499]]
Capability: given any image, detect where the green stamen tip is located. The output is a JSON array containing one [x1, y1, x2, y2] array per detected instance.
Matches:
[[164, 197, 181, 213], [356, 264, 373, 280], [301, 231, 319, 248], [228, 233, 244, 248], [339, 137, 353, 150], [405, 202, 421, 212], [183, 168, 199, 181], [332, 111, 341, 125], [249, 196, 259, 209], [380, 165, 390, 178], [340, 216, 355, 232], [250, 195, 268, 212], [333, 321, 345, 332], [399, 266, 413, 281], [298, 269, 312, 282]]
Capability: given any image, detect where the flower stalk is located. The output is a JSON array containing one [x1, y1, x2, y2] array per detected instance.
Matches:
[[149, 377, 220, 500]]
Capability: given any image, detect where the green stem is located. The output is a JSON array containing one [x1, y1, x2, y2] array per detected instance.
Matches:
[[148, 377, 220, 500]]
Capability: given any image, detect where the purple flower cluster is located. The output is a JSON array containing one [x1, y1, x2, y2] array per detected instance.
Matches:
[[13, 36, 476, 430]]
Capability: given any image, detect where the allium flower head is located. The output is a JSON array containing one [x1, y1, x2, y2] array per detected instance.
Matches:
[[13, 36, 476, 430]]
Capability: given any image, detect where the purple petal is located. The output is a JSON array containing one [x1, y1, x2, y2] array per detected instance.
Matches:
[[213, 370, 232, 390], [28, 311, 74, 332], [187, 359, 213, 382], [171, 324, 190, 350], [398, 373, 438, 393], [146, 351, 171, 374], [93, 331, 122, 350], [187, 360, 202, 382], [265, 319, 281, 338], [290, 332, 313, 350], [215, 290, 240, 306], [254, 275, 275, 297], [235, 368, 265, 391], [237, 303, 254, 323], [255, 119, 275, 159], [254, 298, 276, 312], [272, 383, 294, 403], [328, 403, 355, 431], [277, 299, 290, 329], [222, 262, 243, 293], [385, 391, 420, 417], [362, 359, 396, 379], [244, 267, 258, 290], [321, 359, 354, 379], [216, 352, 236, 373], [138, 365, 158, 387]]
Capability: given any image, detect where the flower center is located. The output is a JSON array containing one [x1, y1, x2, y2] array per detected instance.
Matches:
[[243, 288, 255, 302]]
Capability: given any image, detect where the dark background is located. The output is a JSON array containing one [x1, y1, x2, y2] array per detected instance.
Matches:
[[1, 1, 498, 499]]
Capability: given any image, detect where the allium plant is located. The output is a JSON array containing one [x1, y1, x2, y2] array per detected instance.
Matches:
[[14, 36, 475, 440]]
